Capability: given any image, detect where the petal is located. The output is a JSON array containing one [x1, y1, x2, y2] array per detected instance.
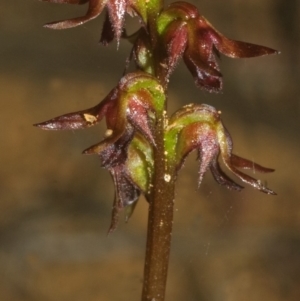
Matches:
[[82, 123, 131, 160], [162, 2, 199, 21], [168, 103, 219, 125], [44, 0, 106, 29], [183, 46, 223, 92], [225, 162, 276, 195], [196, 134, 219, 186], [175, 122, 219, 184], [114, 167, 140, 209], [196, 17, 279, 58], [163, 20, 188, 82], [107, 0, 127, 44], [131, 31, 155, 74], [34, 89, 116, 130], [126, 135, 154, 193], [124, 201, 138, 223], [211, 31, 279, 58], [108, 165, 141, 234], [231, 154, 275, 173], [218, 125, 276, 195], [210, 156, 244, 191], [100, 11, 115, 45], [126, 91, 156, 146], [108, 192, 121, 234], [85, 130, 135, 171], [119, 72, 166, 114]]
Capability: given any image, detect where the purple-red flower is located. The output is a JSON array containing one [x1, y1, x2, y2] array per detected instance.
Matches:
[[166, 104, 276, 194], [35, 72, 163, 230], [157, 2, 279, 92], [108, 134, 153, 232], [35, 72, 159, 155], [41, 0, 146, 43]]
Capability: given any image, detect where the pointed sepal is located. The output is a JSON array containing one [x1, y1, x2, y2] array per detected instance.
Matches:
[[157, 2, 279, 92], [34, 89, 116, 130], [166, 103, 276, 194], [43, 0, 106, 30], [108, 165, 141, 233]]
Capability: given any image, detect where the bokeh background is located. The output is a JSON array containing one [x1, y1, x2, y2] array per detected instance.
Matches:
[[1, 0, 299, 300]]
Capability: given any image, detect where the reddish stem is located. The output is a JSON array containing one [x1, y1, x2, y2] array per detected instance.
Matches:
[[141, 110, 175, 301]]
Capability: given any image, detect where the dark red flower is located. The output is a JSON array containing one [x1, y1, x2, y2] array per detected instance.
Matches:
[[108, 134, 153, 233], [166, 103, 276, 194], [157, 1, 279, 92], [41, 0, 146, 43], [35, 72, 164, 230]]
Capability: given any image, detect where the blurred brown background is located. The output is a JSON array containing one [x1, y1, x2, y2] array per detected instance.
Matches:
[[1, 0, 299, 300]]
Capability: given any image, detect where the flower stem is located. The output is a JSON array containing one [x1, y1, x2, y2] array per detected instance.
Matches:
[[140, 2, 176, 299], [141, 109, 175, 301]]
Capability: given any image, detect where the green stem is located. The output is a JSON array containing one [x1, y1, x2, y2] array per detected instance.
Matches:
[[146, 0, 163, 42], [146, 0, 167, 87]]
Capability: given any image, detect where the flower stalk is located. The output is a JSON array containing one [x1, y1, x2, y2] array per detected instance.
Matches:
[[140, 2, 177, 300], [142, 108, 176, 301], [36, 1, 278, 301]]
